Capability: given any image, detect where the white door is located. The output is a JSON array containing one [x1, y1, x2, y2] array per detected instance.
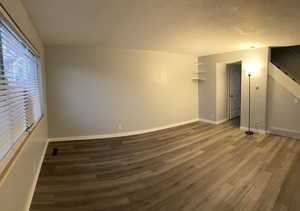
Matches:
[[229, 64, 241, 119]]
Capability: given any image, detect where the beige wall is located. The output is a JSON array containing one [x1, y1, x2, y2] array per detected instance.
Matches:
[[198, 48, 269, 130], [0, 1, 48, 211], [46, 46, 198, 138]]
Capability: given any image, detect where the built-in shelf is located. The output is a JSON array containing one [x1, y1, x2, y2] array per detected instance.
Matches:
[[192, 77, 206, 81], [193, 71, 206, 74], [193, 61, 206, 81]]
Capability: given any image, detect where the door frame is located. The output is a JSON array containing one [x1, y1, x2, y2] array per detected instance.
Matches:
[[227, 61, 242, 120]]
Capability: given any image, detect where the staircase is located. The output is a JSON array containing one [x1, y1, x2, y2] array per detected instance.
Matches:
[[269, 63, 300, 100], [268, 46, 300, 139], [271, 46, 300, 84]]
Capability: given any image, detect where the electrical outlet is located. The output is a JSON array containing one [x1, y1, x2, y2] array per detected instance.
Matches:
[[118, 124, 123, 129]]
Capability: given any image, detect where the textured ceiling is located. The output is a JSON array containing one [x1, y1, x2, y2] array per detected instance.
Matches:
[[22, 0, 300, 55]]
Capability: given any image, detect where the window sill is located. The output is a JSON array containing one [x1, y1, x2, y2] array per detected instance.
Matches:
[[0, 115, 44, 183]]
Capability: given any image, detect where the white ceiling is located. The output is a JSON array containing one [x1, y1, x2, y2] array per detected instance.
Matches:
[[21, 0, 300, 55]]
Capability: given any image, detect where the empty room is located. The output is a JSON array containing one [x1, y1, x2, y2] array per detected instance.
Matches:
[[1, 0, 300, 211]]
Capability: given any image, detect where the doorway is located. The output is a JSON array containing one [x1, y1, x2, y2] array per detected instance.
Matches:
[[227, 62, 242, 125]]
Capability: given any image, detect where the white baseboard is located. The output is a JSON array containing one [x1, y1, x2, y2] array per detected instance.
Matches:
[[267, 127, 300, 139], [198, 118, 229, 125], [216, 118, 229, 125], [240, 126, 266, 134], [25, 141, 48, 211], [48, 119, 200, 142], [198, 118, 217, 125]]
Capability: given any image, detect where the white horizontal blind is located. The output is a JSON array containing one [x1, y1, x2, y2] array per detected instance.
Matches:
[[0, 20, 42, 160]]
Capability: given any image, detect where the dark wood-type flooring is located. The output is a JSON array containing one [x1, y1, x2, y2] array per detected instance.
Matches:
[[30, 120, 300, 211]]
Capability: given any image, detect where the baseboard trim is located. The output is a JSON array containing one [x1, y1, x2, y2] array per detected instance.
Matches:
[[48, 119, 200, 142], [198, 118, 229, 125], [216, 118, 229, 125], [240, 127, 266, 134], [25, 141, 48, 211], [198, 118, 217, 124], [268, 127, 300, 139]]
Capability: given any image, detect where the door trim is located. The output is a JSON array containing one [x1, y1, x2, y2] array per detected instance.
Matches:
[[227, 62, 242, 120]]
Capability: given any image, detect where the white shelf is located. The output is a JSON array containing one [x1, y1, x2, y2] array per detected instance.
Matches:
[[192, 77, 206, 81], [193, 61, 206, 81], [193, 71, 206, 74]]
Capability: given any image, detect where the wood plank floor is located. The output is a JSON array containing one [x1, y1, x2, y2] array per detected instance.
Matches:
[[30, 120, 300, 211]]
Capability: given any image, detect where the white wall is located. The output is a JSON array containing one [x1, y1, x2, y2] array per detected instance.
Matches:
[[46, 46, 198, 138], [267, 77, 300, 138], [0, 1, 48, 211], [198, 48, 269, 131]]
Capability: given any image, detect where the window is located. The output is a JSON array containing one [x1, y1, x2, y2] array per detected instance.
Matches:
[[0, 20, 42, 160]]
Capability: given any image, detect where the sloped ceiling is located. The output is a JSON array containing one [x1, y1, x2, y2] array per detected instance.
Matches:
[[21, 0, 300, 55]]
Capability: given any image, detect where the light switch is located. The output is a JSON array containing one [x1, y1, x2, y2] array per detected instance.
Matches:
[[294, 98, 299, 104]]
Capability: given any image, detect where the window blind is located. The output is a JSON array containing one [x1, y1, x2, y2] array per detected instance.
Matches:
[[0, 20, 42, 160]]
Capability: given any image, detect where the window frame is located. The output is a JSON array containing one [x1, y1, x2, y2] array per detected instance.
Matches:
[[0, 4, 44, 180]]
